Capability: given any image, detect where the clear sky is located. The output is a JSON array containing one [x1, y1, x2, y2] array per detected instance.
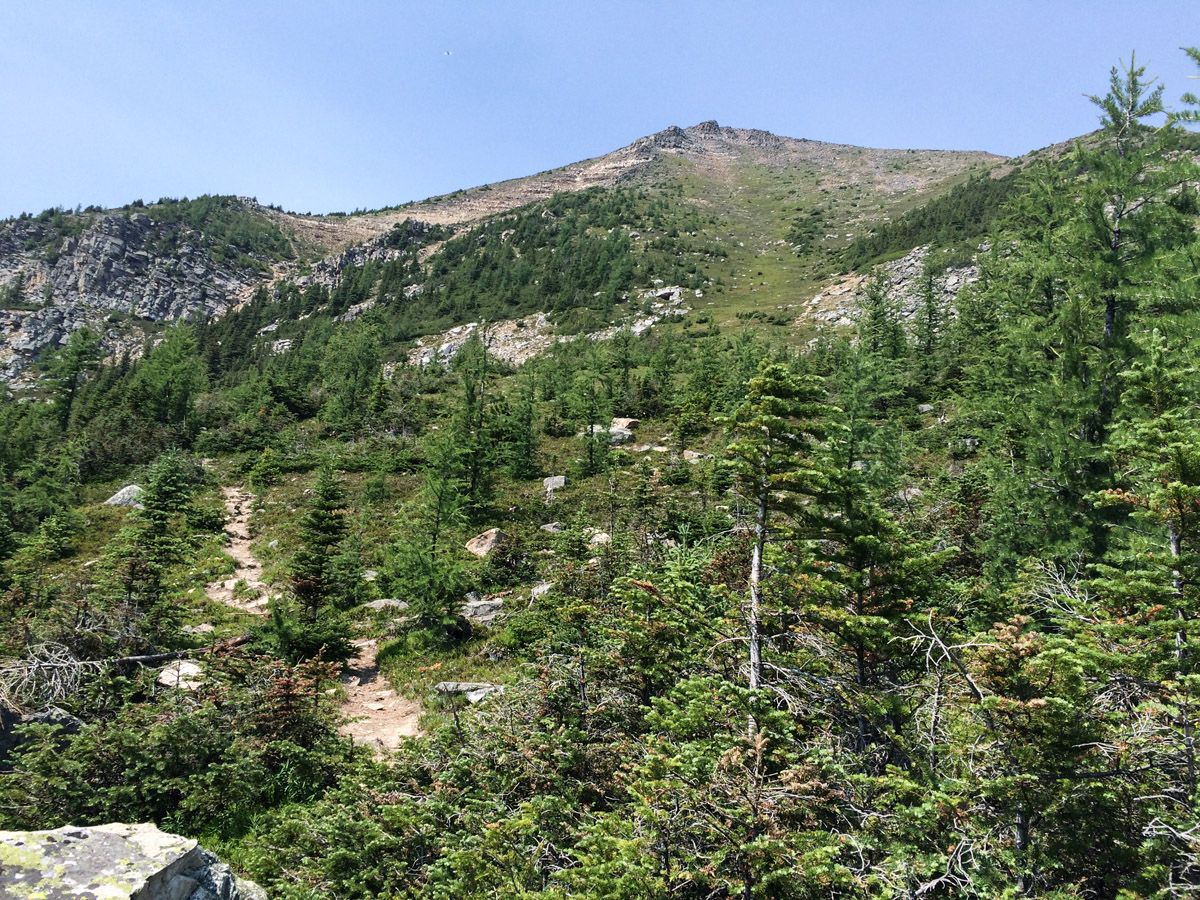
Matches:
[[1, 1, 1196, 218]]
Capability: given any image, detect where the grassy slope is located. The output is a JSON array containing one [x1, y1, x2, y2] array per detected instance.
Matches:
[[648, 152, 997, 342]]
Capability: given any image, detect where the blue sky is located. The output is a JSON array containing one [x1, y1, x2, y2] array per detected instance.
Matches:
[[1, 1, 1196, 217]]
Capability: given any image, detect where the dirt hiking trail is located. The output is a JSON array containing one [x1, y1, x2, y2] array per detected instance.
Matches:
[[205, 485, 421, 746], [340, 638, 422, 752], [205, 487, 272, 615]]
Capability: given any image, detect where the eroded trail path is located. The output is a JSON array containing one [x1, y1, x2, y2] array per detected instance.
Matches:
[[205, 486, 271, 615], [340, 638, 422, 751], [206, 485, 421, 746]]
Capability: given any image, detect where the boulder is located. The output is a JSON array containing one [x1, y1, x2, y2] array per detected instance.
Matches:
[[104, 484, 144, 508], [465, 527, 507, 558], [531, 581, 554, 599], [608, 427, 634, 445], [364, 598, 409, 611], [580, 424, 633, 445], [0, 822, 266, 900], [682, 450, 710, 464], [157, 660, 204, 691], [587, 529, 611, 547], [461, 595, 505, 625], [543, 475, 567, 495], [539, 522, 564, 534], [435, 681, 504, 704], [611, 417, 640, 431]]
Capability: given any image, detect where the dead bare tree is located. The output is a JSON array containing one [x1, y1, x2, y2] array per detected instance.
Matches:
[[0, 635, 251, 713]]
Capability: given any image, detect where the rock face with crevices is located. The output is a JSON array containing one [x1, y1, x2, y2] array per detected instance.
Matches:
[[0, 822, 266, 899], [0, 207, 274, 382]]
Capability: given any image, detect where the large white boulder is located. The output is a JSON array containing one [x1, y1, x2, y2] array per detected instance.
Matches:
[[156, 660, 204, 691]]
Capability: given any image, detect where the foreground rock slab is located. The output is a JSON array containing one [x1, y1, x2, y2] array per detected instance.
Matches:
[[0, 822, 265, 899]]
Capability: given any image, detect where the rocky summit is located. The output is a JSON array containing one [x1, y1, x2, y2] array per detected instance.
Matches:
[[0, 822, 265, 899]]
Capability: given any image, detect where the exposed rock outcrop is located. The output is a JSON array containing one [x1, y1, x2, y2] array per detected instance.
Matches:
[[0, 822, 265, 899], [0, 209, 269, 381], [406, 285, 690, 369], [805, 245, 979, 329]]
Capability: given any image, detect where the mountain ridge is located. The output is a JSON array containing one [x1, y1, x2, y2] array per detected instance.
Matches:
[[0, 121, 1008, 383]]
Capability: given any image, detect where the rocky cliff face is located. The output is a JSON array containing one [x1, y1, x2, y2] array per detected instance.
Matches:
[[0, 822, 266, 899], [0, 208, 271, 381]]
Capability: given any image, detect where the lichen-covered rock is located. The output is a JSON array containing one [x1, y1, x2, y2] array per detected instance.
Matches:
[[0, 822, 266, 899]]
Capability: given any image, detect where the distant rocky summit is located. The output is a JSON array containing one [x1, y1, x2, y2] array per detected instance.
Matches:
[[0, 822, 265, 899]]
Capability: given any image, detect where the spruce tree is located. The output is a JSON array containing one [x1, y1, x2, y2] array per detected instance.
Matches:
[[274, 466, 355, 662], [724, 361, 830, 733]]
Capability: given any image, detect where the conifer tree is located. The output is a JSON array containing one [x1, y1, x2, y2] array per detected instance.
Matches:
[[383, 432, 470, 646], [127, 326, 206, 431], [450, 333, 496, 517], [45, 327, 100, 431], [724, 361, 830, 733], [273, 466, 355, 662]]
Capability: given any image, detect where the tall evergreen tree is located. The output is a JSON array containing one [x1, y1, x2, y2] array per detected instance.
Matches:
[[724, 361, 830, 734]]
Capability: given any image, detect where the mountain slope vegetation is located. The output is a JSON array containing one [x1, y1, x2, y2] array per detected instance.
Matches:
[[1, 50, 1200, 899]]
